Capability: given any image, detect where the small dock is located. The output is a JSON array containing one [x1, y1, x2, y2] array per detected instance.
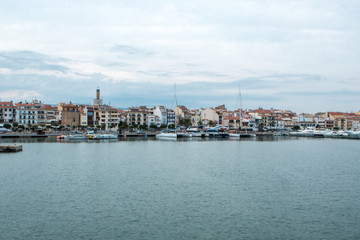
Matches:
[[0, 145, 23, 153]]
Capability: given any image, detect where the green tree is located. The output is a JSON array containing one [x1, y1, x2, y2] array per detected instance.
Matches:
[[293, 125, 301, 130], [3, 123, 11, 129], [168, 124, 175, 129], [150, 124, 157, 129], [119, 122, 128, 129], [180, 118, 192, 127], [208, 120, 216, 127], [139, 124, 148, 130], [160, 124, 167, 129]]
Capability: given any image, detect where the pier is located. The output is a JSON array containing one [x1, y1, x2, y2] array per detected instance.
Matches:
[[0, 145, 23, 153]]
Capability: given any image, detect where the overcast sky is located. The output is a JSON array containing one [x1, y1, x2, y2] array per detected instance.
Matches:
[[0, 0, 359, 113]]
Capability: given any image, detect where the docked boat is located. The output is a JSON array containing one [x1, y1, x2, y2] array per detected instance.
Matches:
[[92, 134, 118, 140], [349, 130, 360, 139], [177, 132, 192, 138], [229, 133, 240, 138], [156, 132, 177, 139], [191, 132, 203, 137], [240, 133, 256, 137], [67, 134, 88, 140], [57, 135, 66, 140], [156, 83, 178, 140]]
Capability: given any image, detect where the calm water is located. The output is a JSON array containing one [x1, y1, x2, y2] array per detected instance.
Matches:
[[0, 137, 359, 239]]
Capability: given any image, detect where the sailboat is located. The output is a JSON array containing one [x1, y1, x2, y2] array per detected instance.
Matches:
[[156, 83, 178, 139], [229, 84, 241, 138]]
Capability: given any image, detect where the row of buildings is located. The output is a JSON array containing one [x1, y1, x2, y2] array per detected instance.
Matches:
[[1, 88, 360, 130]]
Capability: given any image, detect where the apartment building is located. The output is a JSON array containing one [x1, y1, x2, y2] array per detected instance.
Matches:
[[16, 100, 45, 126], [94, 105, 122, 129], [126, 106, 151, 127], [0, 101, 16, 124]]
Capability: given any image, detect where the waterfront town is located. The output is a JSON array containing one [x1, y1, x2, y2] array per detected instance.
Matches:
[[1, 87, 360, 133]]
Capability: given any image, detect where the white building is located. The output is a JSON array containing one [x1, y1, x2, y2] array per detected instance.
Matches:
[[201, 108, 219, 124], [16, 100, 44, 126], [153, 106, 168, 125]]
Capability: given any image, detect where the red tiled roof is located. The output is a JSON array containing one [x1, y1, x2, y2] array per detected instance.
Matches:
[[0, 101, 14, 106], [178, 105, 188, 111], [228, 116, 239, 120]]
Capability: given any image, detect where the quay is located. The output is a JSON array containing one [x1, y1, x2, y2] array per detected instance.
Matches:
[[0, 145, 23, 153]]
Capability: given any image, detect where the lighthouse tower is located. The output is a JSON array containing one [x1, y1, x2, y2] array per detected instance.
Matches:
[[93, 87, 103, 106]]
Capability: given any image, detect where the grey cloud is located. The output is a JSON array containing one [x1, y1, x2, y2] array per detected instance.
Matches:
[[0, 50, 69, 73]]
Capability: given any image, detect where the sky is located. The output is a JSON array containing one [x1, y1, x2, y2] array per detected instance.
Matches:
[[0, 0, 359, 113]]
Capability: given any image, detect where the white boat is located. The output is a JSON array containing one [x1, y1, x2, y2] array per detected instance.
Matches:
[[333, 130, 349, 138], [156, 132, 177, 138], [290, 128, 315, 137], [67, 134, 88, 140], [93, 134, 118, 139], [156, 82, 178, 139], [349, 130, 360, 139], [191, 133, 203, 137], [323, 130, 335, 137], [229, 133, 240, 138], [177, 132, 192, 138]]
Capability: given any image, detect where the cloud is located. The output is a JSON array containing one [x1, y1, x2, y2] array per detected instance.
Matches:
[[0, 89, 42, 100], [0, 1, 359, 113], [111, 44, 155, 57], [0, 51, 69, 73]]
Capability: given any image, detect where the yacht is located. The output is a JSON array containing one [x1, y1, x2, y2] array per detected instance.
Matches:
[[67, 134, 88, 140], [177, 132, 192, 138], [156, 132, 177, 139], [93, 134, 118, 139], [349, 130, 360, 139], [229, 133, 240, 138]]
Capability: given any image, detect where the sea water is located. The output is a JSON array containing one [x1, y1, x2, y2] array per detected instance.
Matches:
[[0, 137, 359, 239]]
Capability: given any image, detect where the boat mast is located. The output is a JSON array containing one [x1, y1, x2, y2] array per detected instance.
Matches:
[[174, 82, 177, 134], [239, 83, 243, 131]]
